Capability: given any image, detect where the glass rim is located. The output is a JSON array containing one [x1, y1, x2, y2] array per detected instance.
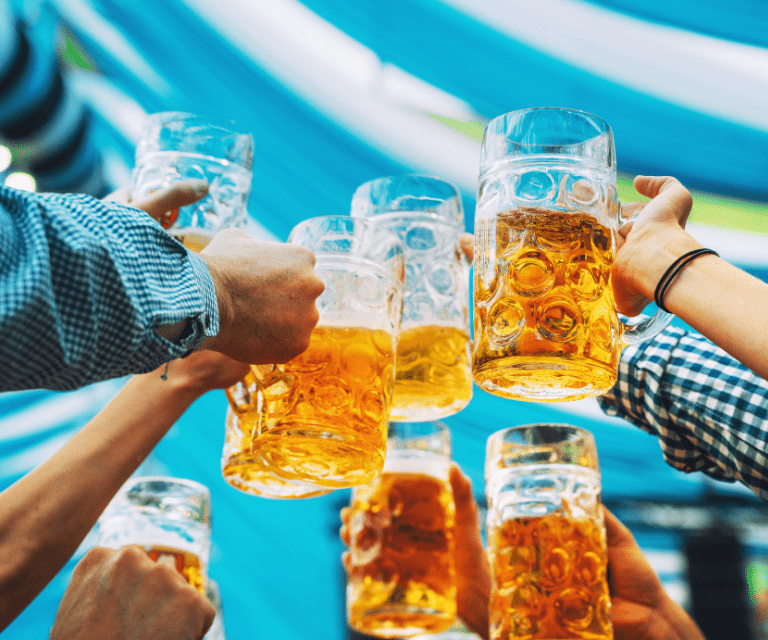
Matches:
[[386, 420, 452, 457], [486, 106, 611, 131], [135, 111, 254, 170], [480, 106, 615, 179], [141, 111, 253, 136], [485, 423, 599, 472], [288, 214, 405, 267], [121, 475, 212, 499], [351, 173, 465, 227]]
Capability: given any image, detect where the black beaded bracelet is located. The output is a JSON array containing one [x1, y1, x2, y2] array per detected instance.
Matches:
[[653, 248, 720, 313]]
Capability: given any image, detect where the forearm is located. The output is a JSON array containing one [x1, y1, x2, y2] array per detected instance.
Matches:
[[0, 369, 201, 630], [618, 222, 768, 382], [0, 188, 219, 392], [598, 326, 768, 500], [661, 254, 768, 382]]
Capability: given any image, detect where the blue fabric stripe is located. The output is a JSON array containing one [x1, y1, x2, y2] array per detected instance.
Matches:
[[586, 0, 768, 49]]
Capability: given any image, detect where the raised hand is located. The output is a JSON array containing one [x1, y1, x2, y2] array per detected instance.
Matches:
[[604, 507, 704, 640], [199, 228, 324, 365], [49, 546, 216, 640]]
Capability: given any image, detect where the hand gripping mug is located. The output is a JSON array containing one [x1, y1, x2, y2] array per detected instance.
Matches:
[[485, 424, 611, 640], [132, 111, 254, 251], [222, 215, 405, 493], [351, 175, 472, 421], [96, 476, 212, 594], [346, 421, 457, 637], [472, 107, 672, 401]]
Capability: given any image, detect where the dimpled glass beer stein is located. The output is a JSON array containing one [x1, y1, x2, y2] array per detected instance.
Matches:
[[352, 175, 472, 421], [221, 405, 334, 499], [485, 424, 612, 640], [132, 111, 254, 251], [346, 421, 456, 637], [222, 215, 405, 494], [96, 476, 212, 594], [473, 108, 671, 401]]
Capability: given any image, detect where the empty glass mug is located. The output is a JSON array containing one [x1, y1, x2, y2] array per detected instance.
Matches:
[[352, 175, 472, 421], [346, 421, 456, 638], [473, 108, 671, 401], [485, 424, 611, 640], [96, 476, 212, 594], [222, 215, 405, 492], [132, 111, 254, 251]]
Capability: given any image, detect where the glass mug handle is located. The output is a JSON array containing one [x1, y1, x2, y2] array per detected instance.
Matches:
[[616, 202, 674, 345]]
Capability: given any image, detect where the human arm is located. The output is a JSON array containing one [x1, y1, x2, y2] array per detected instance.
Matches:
[[0, 185, 323, 391], [596, 323, 768, 501], [604, 506, 704, 640], [49, 545, 216, 640], [0, 351, 249, 631], [0, 185, 220, 391], [613, 175, 768, 382]]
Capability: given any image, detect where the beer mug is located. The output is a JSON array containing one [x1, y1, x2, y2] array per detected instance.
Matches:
[[222, 215, 405, 491], [473, 108, 672, 401], [485, 424, 611, 640], [96, 476, 212, 594], [205, 580, 226, 640], [351, 175, 472, 421], [346, 421, 457, 638], [132, 111, 254, 251], [221, 405, 334, 499]]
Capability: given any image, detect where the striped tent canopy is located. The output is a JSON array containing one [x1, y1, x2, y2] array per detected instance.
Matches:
[[2, 0, 767, 638]]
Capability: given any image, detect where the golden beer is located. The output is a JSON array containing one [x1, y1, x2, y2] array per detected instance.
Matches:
[[488, 514, 612, 640], [473, 208, 620, 401], [224, 325, 395, 488], [221, 406, 334, 498], [347, 457, 456, 638], [391, 325, 472, 421], [174, 230, 213, 253], [147, 545, 205, 594]]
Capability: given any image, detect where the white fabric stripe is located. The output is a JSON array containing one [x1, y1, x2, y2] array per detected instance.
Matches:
[[178, 0, 482, 195], [176, 0, 768, 269], [440, 0, 768, 132], [0, 380, 122, 442]]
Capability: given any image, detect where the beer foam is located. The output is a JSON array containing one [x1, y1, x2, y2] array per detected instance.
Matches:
[[382, 450, 451, 479]]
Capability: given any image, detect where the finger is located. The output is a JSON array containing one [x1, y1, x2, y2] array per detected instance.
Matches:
[[459, 233, 474, 261], [450, 463, 479, 526], [341, 550, 351, 573], [132, 180, 209, 220], [634, 175, 692, 211], [602, 506, 637, 553]]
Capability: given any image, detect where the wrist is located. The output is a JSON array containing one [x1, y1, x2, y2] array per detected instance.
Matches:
[[619, 228, 702, 299], [132, 360, 210, 404]]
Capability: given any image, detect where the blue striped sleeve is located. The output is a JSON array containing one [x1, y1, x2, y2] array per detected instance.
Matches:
[[0, 186, 219, 391], [597, 324, 768, 501]]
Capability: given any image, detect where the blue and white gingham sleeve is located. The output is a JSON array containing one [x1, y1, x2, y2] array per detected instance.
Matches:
[[0, 186, 220, 391], [597, 324, 768, 501]]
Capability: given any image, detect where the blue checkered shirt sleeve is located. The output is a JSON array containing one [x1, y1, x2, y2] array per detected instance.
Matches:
[[0, 186, 220, 391], [597, 324, 768, 501]]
